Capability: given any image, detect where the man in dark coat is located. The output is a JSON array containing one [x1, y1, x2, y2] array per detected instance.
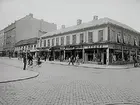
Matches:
[[23, 54, 27, 70]]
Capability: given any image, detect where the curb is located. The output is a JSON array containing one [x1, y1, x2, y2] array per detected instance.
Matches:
[[46, 62, 130, 69], [0, 72, 39, 83]]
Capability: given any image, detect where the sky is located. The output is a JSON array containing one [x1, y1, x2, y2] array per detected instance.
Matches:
[[0, 0, 140, 31]]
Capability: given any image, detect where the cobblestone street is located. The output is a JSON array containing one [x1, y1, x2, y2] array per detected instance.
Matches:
[[0, 59, 140, 105]]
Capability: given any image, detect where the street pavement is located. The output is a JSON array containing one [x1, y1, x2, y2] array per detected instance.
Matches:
[[0, 58, 140, 105], [0, 58, 39, 83]]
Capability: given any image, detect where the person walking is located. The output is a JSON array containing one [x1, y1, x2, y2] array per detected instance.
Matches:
[[76, 55, 79, 65], [23, 54, 27, 70], [133, 55, 137, 67]]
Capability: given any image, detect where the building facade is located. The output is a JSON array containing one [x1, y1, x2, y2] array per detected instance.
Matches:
[[0, 29, 5, 56], [15, 37, 38, 58], [38, 16, 140, 65], [3, 13, 57, 57], [4, 23, 16, 57]]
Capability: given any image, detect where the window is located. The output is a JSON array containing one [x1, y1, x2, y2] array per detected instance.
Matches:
[[56, 37, 59, 46], [80, 33, 84, 43], [48, 39, 50, 47], [128, 35, 131, 44], [110, 30, 115, 42], [34, 45, 36, 48], [117, 32, 121, 43], [44, 40, 46, 47], [66, 36, 70, 45], [40, 39, 42, 47], [88, 32, 93, 43], [72, 35, 76, 44], [134, 37, 138, 46], [98, 30, 103, 42], [61, 37, 64, 45], [52, 38, 54, 46]]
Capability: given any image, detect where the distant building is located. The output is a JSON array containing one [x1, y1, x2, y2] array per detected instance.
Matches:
[[38, 16, 140, 65], [15, 37, 38, 57], [3, 13, 57, 56], [0, 29, 4, 56]]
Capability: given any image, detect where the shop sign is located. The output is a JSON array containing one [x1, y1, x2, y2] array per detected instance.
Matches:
[[112, 45, 122, 50]]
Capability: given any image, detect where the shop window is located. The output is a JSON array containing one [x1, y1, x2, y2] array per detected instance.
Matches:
[[66, 36, 70, 45], [52, 38, 54, 46], [98, 30, 103, 42], [44, 40, 46, 47], [48, 39, 50, 47], [72, 35, 76, 44], [88, 32, 93, 43], [56, 37, 59, 46], [80, 33, 84, 43], [61, 37, 64, 45]]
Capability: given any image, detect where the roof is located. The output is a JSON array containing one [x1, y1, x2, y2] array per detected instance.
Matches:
[[41, 17, 140, 38], [15, 37, 38, 47]]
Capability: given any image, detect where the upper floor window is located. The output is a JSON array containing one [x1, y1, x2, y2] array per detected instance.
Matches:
[[98, 30, 103, 42], [72, 35, 76, 44], [134, 37, 138, 46], [88, 32, 93, 43], [61, 37, 64, 46], [66, 36, 70, 45], [40, 39, 42, 47], [56, 37, 59, 46], [48, 39, 50, 47], [110, 29, 115, 42], [117, 32, 121, 43], [34, 45, 36, 48], [80, 33, 84, 43], [44, 40, 46, 47], [128, 34, 131, 44], [52, 38, 54, 46]]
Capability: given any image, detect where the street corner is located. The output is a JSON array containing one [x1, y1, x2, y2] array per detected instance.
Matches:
[[0, 65, 39, 83]]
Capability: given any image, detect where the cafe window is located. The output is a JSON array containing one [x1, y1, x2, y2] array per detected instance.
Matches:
[[48, 39, 50, 47], [61, 37, 64, 45], [52, 38, 54, 46], [80, 33, 84, 43], [66, 36, 70, 45], [98, 30, 103, 42], [88, 32, 93, 43], [56, 37, 59, 46], [72, 35, 76, 44]]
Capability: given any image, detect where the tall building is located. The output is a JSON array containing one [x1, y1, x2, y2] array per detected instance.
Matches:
[[38, 16, 140, 65], [0, 29, 4, 56], [3, 13, 57, 56]]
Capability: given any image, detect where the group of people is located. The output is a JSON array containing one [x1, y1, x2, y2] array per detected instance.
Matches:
[[22, 53, 41, 70], [68, 55, 80, 65]]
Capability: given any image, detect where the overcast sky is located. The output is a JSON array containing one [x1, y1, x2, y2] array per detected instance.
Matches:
[[0, 0, 140, 31]]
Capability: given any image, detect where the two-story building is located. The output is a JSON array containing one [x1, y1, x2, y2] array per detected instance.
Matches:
[[15, 37, 38, 58], [38, 16, 140, 65]]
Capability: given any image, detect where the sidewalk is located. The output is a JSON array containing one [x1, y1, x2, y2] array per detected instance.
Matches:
[[45, 60, 134, 69], [0, 57, 39, 83]]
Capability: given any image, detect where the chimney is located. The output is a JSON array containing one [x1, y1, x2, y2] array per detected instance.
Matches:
[[29, 13, 33, 18], [61, 25, 65, 29], [77, 19, 82, 25], [93, 15, 98, 20]]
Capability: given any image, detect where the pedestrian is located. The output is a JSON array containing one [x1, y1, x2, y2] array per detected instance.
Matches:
[[68, 57, 71, 65], [23, 54, 27, 70], [37, 55, 41, 66], [44, 54, 47, 61], [133, 55, 137, 67], [75, 55, 79, 65]]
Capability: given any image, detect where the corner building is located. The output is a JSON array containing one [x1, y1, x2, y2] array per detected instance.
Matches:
[[38, 16, 140, 65]]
